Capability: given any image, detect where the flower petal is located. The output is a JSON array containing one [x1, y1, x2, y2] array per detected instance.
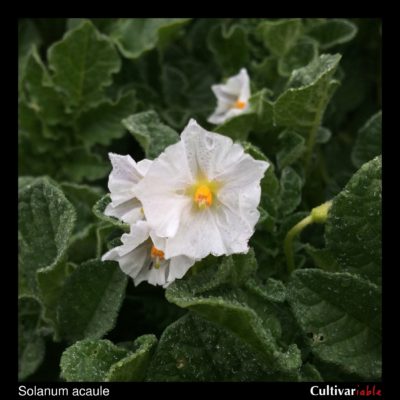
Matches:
[[208, 69, 251, 124], [136, 142, 193, 238], [216, 153, 269, 190], [207, 85, 239, 124], [212, 202, 251, 254], [134, 260, 169, 287], [136, 159, 152, 176], [218, 184, 262, 231], [104, 198, 143, 224], [118, 243, 151, 278], [207, 111, 228, 125], [167, 255, 196, 282], [181, 119, 239, 179], [208, 107, 247, 125], [149, 232, 167, 252], [163, 206, 229, 259], [102, 220, 150, 259], [107, 153, 152, 206], [216, 154, 267, 233], [102, 234, 151, 280], [238, 68, 251, 102], [102, 221, 157, 282], [120, 221, 150, 252], [225, 68, 250, 101], [211, 84, 238, 104]]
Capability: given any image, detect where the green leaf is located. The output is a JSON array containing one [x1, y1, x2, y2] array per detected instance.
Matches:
[[277, 130, 306, 169], [60, 182, 103, 263], [208, 24, 249, 75], [250, 89, 275, 134], [325, 156, 381, 284], [92, 194, 129, 230], [58, 260, 127, 341], [251, 57, 280, 92], [20, 178, 80, 332], [278, 37, 318, 77], [300, 363, 323, 381], [60, 339, 129, 382], [352, 111, 382, 168], [21, 47, 65, 125], [166, 252, 301, 373], [66, 18, 115, 33], [19, 20, 41, 60], [212, 250, 258, 288], [48, 20, 121, 113], [68, 224, 98, 264], [19, 20, 42, 96], [122, 111, 179, 159], [77, 91, 137, 147], [60, 182, 103, 235], [244, 278, 286, 303], [305, 245, 341, 272], [18, 177, 76, 295], [62, 147, 110, 182], [105, 335, 157, 381], [257, 19, 302, 56], [161, 66, 189, 106], [241, 141, 280, 229], [96, 224, 121, 258], [109, 18, 191, 59], [18, 176, 39, 191], [36, 260, 72, 338], [307, 19, 358, 50], [214, 112, 256, 141], [60, 335, 157, 382], [288, 269, 381, 380], [241, 140, 270, 163], [279, 167, 303, 215], [19, 297, 46, 380], [147, 313, 295, 381], [18, 101, 57, 155], [274, 54, 341, 136]]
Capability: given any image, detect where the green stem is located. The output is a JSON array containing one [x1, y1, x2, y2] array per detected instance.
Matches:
[[284, 201, 332, 274], [311, 200, 332, 223], [284, 215, 313, 274]]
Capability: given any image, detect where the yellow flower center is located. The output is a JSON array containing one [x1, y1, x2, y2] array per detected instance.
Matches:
[[234, 100, 246, 109], [186, 179, 220, 210], [150, 245, 165, 269], [194, 184, 213, 209]]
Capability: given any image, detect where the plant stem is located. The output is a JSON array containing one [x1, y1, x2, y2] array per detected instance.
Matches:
[[311, 200, 332, 223], [284, 215, 313, 274], [284, 201, 333, 274]]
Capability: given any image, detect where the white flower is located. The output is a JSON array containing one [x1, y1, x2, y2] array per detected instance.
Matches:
[[102, 220, 195, 287], [104, 153, 152, 225], [207, 68, 251, 125], [135, 119, 269, 260]]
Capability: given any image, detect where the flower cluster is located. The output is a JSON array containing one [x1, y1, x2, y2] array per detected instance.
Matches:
[[102, 70, 268, 287]]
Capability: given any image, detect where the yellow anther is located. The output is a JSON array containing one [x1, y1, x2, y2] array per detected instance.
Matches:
[[234, 100, 246, 109], [194, 184, 213, 209], [150, 245, 165, 269]]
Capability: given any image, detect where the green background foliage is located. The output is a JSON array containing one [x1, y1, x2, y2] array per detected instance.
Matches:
[[18, 18, 381, 382]]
